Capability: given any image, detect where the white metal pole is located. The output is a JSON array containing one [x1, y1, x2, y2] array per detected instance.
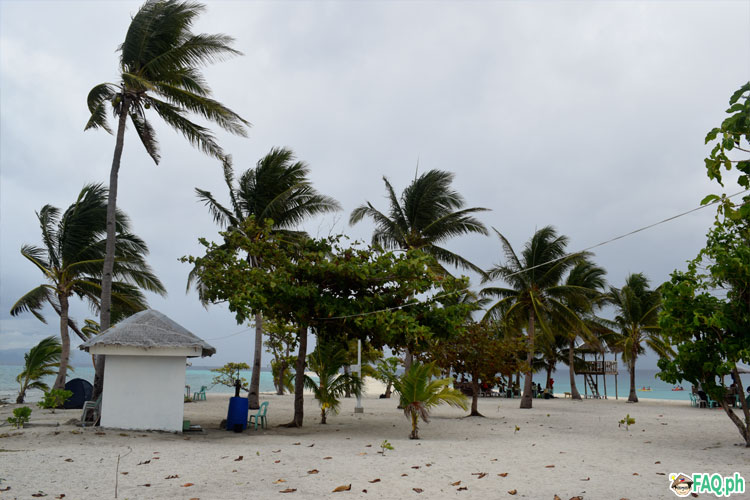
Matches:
[[354, 339, 363, 413]]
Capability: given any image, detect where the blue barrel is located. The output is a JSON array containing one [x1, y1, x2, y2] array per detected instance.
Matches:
[[226, 397, 249, 432]]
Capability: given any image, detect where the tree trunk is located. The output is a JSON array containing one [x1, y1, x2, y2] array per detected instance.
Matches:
[[384, 381, 392, 398], [410, 412, 419, 439], [320, 407, 327, 424], [285, 324, 307, 427], [53, 294, 71, 390], [569, 340, 581, 400], [520, 312, 535, 409], [404, 348, 413, 373], [16, 391, 25, 404], [344, 365, 351, 398], [545, 364, 552, 391], [470, 377, 482, 417], [276, 360, 287, 396], [724, 367, 750, 447], [628, 358, 638, 403], [248, 312, 262, 409], [94, 97, 130, 401]]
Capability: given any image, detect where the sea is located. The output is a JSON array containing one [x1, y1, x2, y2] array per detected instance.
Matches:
[[0, 364, 690, 403]]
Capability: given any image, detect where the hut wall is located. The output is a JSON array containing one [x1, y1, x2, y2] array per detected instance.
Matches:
[[101, 355, 186, 432]]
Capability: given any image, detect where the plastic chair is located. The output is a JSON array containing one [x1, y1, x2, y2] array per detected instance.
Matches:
[[81, 395, 102, 427], [688, 393, 697, 407], [193, 386, 207, 401], [248, 401, 268, 430]]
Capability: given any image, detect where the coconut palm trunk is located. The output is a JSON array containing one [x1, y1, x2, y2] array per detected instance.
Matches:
[[94, 99, 130, 399], [53, 294, 71, 390], [470, 378, 481, 416], [247, 312, 263, 409], [628, 356, 638, 403], [520, 312, 535, 409], [568, 340, 582, 400]]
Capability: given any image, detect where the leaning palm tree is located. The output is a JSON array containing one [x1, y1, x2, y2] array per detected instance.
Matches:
[[84, 0, 249, 396], [15, 337, 62, 404], [191, 149, 340, 408], [304, 341, 363, 424], [10, 184, 165, 390], [350, 169, 489, 368], [608, 273, 671, 403], [481, 227, 587, 409], [393, 361, 468, 439]]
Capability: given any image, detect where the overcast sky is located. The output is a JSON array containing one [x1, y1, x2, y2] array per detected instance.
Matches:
[[1, 1, 748, 369]]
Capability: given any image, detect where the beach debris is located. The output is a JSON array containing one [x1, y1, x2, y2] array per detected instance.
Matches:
[[273, 449, 281, 453], [293, 442, 301, 445], [490, 458, 498, 462], [190, 498, 200, 500], [498, 473, 509, 477], [368, 479, 381, 483], [257, 451, 260, 456], [64, 458, 73, 462], [308, 444, 315, 447], [632, 473, 639, 476], [425, 463, 432, 467], [181, 483, 194, 487], [152, 457, 160, 460], [273, 479, 286, 484], [95, 432, 106, 436], [165, 475, 179, 479], [514, 425, 520, 433], [554, 496, 562, 500], [458, 486, 468, 491], [0, 487, 10, 492], [507, 489, 517, 495], [358, 452, 367, 456], [308, 470, 319, 474], [70, 430, 80, 435], [55, 495, 65, 499], [138, 484, 151, 487], [656, 473, 666, 475], [545, 465, 555, 468], [401, 474, 408, 477], [570, 497, 583, 500], [654, 461, 661, 464], [274, 460, 281, 463], [234, 456, 243, 461], [332, 484, 351, 492], [31, 493, 47, 497], [323, 456, 333, 460], [451, 481, 461, 486], [279, 488, 297, 493], [137, 460, 150, 465], [471, 472, 487, 479], [118, 433, 128, 437], [411, 466, 420, 469], [120, 472, 128, 475], [413, 488, 424, 493], [365, 444, 372, 447], [580, 477, 590, 481]]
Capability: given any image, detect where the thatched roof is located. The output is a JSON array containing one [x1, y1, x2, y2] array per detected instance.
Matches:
[[79, 309, 216, 357]]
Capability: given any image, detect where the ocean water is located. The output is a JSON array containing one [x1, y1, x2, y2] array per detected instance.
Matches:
[[1, 364, 690, 403], [0, 365, 280, 403]]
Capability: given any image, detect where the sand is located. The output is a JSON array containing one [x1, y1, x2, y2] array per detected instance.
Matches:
[[1, 381, 748, 500]]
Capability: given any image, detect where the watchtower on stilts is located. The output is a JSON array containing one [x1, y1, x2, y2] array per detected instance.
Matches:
[[577, 343, 619, 399]]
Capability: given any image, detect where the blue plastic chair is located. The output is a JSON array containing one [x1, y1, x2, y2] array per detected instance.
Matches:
[[248, 401, 268, 430]]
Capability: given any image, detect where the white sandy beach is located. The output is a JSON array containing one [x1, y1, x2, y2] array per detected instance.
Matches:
[[1, 381, 748, 500]]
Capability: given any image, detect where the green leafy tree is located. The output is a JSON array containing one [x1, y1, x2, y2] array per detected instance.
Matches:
[[658, 82, 750, 446], [374, 357, 400, 398], [10, 184, 165, 390], [184, 217, 472, 427], [15, 337, 62, 404], [264, 319, 298, 395], [211, 362, 250, 391], [304, 341, 363, 424], [84, 0, 249, 397], [481, 227, 587, 408], [609, 273, 671, 403], [192, 149, 339, 407], [431, 322, 525, 416], [38, 389, 73, 412], [393, 361, 468, 439], [7, 407, 32, 429], [350, 169, 489, 368]]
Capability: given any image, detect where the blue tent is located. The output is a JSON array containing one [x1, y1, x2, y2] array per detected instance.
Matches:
[[63, 378, 93, 409]]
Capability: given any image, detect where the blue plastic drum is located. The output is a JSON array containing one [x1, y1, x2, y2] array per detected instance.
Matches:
[[226, 396, 249, 432]]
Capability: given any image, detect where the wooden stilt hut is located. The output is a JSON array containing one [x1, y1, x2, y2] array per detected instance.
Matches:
[[577, 342, 619, 399]]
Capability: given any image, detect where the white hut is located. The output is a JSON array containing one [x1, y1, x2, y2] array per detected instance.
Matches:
[[79, 309, 215, 432]]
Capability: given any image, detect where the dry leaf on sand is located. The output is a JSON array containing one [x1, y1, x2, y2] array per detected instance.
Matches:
[[323, 456, 333, 460], [279, 488, 297, 493], [307, 470, 319, 475], [545, 465, 555, 468], [273, 479, 286, 484], [368, 479, 381, 483], [332, 484, 352, 492], [181, 483, 194, 487], [165, 475, 179, 479], [451, 481, 461, 486], [234, 456, 243, 461], [457, 486, 468, 491], [498, 473, 509, 477], [413, 488, 423, 493], [507, 489, 517, 495]]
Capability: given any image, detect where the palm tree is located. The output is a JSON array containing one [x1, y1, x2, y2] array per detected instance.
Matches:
[[481, 227, 587, 409], [192, 149, 340, 408], [393, 361, 467, 439], [608, 273, 670, 403], [10, 184, 165, 390], [304, 341, 363, 424], [374, 357, 400, 398], [560, 260, 608, 400], [15, 337, 62, 404], [350, 169, 489, 367], [84, 0, 249, 395]]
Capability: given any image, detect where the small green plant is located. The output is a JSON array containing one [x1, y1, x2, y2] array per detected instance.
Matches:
[[514, 425, 520, 434], [379, 439, 394, 456], [619, 414, 636, 430], [184, 395, 193, 403], [7, 406, 32, 428], [38, 389, 73, 412]]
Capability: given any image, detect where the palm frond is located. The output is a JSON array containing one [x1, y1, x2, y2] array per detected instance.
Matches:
[[130, 108, 161, 164], [84, 83, 117, 133]]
